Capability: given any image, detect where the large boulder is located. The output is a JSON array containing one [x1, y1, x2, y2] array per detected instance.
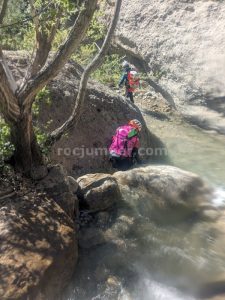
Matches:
[[113, 165, 215, 222], [0, 189, 77, 300], [5, 51, 166, 176], [114, 0, 225, 133], [77, 173, 122, 212]]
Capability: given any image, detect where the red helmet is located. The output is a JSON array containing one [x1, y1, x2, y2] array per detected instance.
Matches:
[[128, 119, 142, 131]]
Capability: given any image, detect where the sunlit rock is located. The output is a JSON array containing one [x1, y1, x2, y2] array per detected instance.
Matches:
[[77, 173, 122, 212], [114, 0, 225, 133], [0, 191, 77, 300], [114, 165, 214, 223]]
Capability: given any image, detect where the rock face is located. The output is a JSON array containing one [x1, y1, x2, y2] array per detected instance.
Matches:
[[5, 52, 166, 176], [0, 189, 77, 300], [114, 165, 214, 222], [77, 173, 122, 212], [36, 165, 78, 219], [114, 0, 225, 133]]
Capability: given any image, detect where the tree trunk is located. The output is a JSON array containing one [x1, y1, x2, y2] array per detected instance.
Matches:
[[30, 38, 52, 76], [11, 113, 43, 175], [0, 0, 8, 25]]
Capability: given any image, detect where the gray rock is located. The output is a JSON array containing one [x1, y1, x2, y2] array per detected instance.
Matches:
[[0, 190, 77, 300], [77, 173, 122, 212], [95, 211, 111, 228], [200, 208, 220, 222], [113, 165, 214, 223], [95, 264, 110, 282], [114, 0, 225, 133], [67, 176, 79, 194], [78, 227, 106, 249], [36, 165, 78, 218]]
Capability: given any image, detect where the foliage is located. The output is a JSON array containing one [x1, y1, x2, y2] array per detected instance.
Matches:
[[92, 53, 121, 86], [32, 87, 52, 116], [32, 87, 52, 155], [0, 0, 78, 51], [0, 117, 14, 166], [71, 4, 122, 87], [34, 126, 50, 155], [72, 7, 106, 66], [0, 0, 31, 50], [1, 0, 123, 87], [52, 28, 69, 50]]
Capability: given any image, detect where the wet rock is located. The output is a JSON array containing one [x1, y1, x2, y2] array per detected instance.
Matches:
[[104, 229, 127, 251], [78, 227, 106, 249], [0, 192, 77, 300], [197, 278, 225, 299], [77, 173, 122, 212], [199, 207, 220, 222], [106, 275, 121, 287], [206, 294, 225, 300], [79, 210, 94, 226], [114, 165, 214, 223], [95, 264, 110, 282], [208, 210, 225, 262], [95, 211, 111, 228], [109, 214, 135, 237]]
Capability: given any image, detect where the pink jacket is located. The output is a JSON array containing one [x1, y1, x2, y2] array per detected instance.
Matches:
[[109, 125, 140, 158]]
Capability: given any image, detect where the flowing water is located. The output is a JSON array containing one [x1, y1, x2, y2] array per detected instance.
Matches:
[[65, 112, 225, 300], [145, 113, 225, 189]]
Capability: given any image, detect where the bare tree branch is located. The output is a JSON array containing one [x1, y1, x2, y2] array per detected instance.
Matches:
[[29, 0, 62, 77], [106, 0, 115, 7], [0, 0, 20, 123], [47, 9, 62, 45], [0, 0, 8, 25], [18, 0, 98, 109], [47, 0, 122, 145], [29, 0, 39, 31], [0, 51, 20, 123]]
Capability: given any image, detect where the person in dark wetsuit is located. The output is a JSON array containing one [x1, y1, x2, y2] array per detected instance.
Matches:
[[118, 61, 134, 103]]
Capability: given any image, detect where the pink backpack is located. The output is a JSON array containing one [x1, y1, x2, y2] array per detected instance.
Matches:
[[109, 125, 139, 158]]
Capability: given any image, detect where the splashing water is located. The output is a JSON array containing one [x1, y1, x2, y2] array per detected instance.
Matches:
[[211, 187, 225, 207]]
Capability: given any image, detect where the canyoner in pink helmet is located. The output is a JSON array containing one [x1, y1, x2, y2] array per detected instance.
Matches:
[[109, 119, 142, 170]]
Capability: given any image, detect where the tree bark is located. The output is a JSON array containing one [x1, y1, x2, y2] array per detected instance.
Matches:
[[0, 0, 8, 25], [47, 0, 122, 145], [29, 0, 61, 76], [0, 50, 20, 123], [11, 114, 44, 174]]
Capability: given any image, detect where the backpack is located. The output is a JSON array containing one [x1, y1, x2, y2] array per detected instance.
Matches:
[[109, 125, 139, 158], [127, 70, 140, 90]]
